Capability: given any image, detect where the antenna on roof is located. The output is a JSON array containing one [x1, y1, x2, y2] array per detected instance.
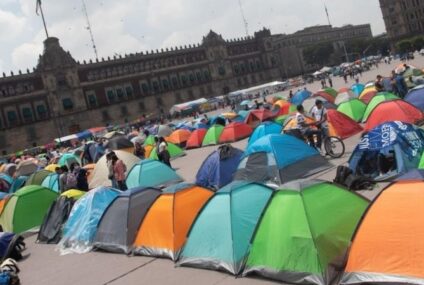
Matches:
[[81, 0, 99, 61], [237, 0, 249, 37], [322, 0, 332, 26]]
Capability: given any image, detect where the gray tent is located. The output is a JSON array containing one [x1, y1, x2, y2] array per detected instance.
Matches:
[[93, 187, 161, 254]]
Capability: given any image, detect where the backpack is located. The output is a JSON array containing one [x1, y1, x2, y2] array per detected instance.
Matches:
[[0, 259, 20, 285], [333, 165, 352, 186], [0, 233, 25, 263], [66, 172, 77, 189], [344, 174, 375, 191]]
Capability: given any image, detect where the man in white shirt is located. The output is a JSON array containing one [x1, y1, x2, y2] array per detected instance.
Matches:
[[295, 105, 322, 149], [310, 100, 328, 140]]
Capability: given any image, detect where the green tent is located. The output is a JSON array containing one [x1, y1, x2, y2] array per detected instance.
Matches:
[[25, 169, 51, 186], [149, 143, 185, 160], [337, 99, 366, 122], [275, 115, 290, 125], [143, 135, 156, 146], [0, 185, 58, 233], [243, 180, 369, 285], [419, 153, 424, 169], [202, 124, 224, 146], [362, 92, 399, 122]]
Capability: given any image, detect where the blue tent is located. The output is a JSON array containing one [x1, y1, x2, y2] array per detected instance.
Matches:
[[291, 90, 312, 105], [395, 169, 424, 181], [248, 122, 282, 148], [196, 145, 243, 190], [351, 83, 365, 97], [178, 181, 274, 275], [126, 159, 183, 189], [41, 173, 60, 193], [237, 110, 250, 120], [349, 121, 424, 181], [58, 186, 120, 254], [9, 176, 27, 193], [235, 134, 331, 187], [405, 85, 424, 111]]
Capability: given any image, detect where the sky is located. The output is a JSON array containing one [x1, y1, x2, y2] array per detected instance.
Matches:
[[0, 0, 386, 73]]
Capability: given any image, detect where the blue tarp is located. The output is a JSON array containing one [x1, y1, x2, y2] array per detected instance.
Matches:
[[291, 90, 312, 105], [58, 187, 119, 254], [248, 122, 282, 148], [76, 130, 92, 140], [405, 85, 424, 111], [349, 121, 424, 180], [196, 147, 243, 190]]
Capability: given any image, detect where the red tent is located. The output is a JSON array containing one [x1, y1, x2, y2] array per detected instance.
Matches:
[[219, 122, 253, 143], [186, 129, 208, 149], [314, 92, 335, 103], [327, 109, 363, 140], [245, 109, 275, 128], [274, 101, 295, 116], [364, 100, 424, 131]]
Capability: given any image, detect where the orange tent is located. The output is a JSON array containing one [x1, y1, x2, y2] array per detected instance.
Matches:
[[166, 129, 191, 146], [133, 183, 213, 260], [245, 109, 275, 128], [342, 181, 424, 284], [144, 145, 154, 158]]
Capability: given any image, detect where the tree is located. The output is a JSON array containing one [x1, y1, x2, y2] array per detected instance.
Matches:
[[302, 42, 334, 66], [396, 39, 413, 53], [413, 36, 424, 51]]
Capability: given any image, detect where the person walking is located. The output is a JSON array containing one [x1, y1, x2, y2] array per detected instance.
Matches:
[[328, 77, 333, 88], [59, 165, 69, 193]]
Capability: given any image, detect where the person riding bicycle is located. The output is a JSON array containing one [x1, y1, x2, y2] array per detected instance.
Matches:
[[295, 104, 322, 149], [310, 99, 328, 141]]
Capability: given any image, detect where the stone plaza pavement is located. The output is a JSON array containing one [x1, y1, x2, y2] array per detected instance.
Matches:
[[19, 56, 424, 284]]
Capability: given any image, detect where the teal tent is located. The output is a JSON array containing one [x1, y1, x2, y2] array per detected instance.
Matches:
[[126, 159, 183, 189], [41, 173, 60, 193], [178, 181, 273, 275], [58, 153, 81, 168]]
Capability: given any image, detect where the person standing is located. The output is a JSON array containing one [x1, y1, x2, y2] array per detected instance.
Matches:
[[311, 100, 328, 151], [111, 153, 127, 191], [59, 165, 69, 193], [106, 152, 117, 189], [328, 77, 333, 88], [395, 72, 408, 98], [158, 137, 171, 168], [133, 142, 145, 159]]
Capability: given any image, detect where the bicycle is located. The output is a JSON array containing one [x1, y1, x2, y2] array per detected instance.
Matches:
[[285, 129, 345, 159]]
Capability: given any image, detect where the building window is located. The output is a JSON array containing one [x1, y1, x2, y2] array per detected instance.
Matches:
[[125, 85, 133, 97], [141, 83, 150, 95], [181, 75, 188, 87], [36, 105, 47, 119], [7, 110, 17, 126], [62, 98, 74, 110], [152, 81, 160, 93], [106, 89, 116, 103], [116, 87, 126, 100], [162, 79, 170, 90], [87, 94, 97, 108], [218, 66, 226, 76], [22, 107, 33, 122], [196, 72, 202, 82], [234, 65, 240, 74], [203, 70, 210, 80], [171, 77, 179, 88]]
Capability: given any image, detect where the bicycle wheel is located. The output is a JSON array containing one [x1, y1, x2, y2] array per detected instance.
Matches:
[[324, 136, 345, 158]]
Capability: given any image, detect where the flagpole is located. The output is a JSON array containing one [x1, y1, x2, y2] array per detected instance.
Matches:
[[37, 1, 49, 39]]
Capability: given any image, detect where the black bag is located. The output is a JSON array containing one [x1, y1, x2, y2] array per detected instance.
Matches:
[[345, 174, 374, 191], [333, 166, 352, 185]]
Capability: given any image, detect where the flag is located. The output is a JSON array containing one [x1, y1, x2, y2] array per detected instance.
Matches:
[[36, 0, 41, 15]]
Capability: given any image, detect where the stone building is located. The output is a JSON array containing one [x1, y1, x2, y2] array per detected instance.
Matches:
[[380, 0, 424, 40], [0, 24, 372, 154]]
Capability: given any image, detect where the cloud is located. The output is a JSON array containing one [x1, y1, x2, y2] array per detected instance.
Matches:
[[1, 0, 386, 73]]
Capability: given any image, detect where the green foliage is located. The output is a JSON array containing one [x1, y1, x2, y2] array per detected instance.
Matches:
[[412, 36, 424, 50], [302, 42, 334, 65], [396, 39, 413, 53]]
